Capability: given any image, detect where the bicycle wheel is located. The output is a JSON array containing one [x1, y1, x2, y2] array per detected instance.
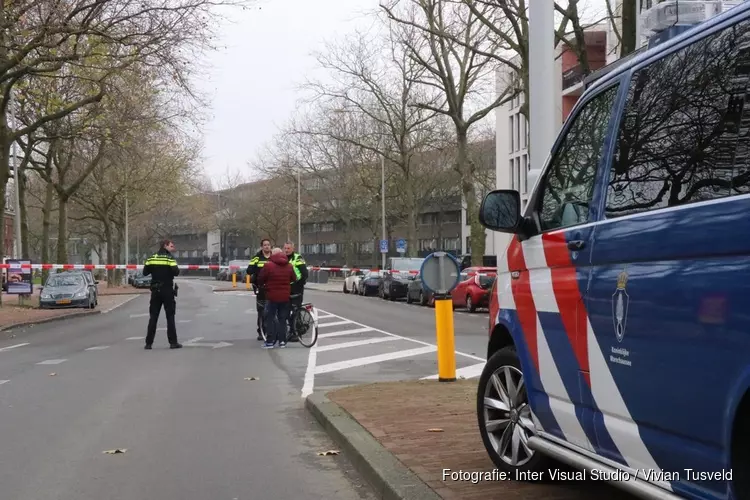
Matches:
[[257, 300, 268, 342], [293, 307, 318, 347]]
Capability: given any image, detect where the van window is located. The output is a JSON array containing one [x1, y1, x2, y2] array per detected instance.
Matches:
[[537, 84, 620, 232], [606, 20, 750, 218]]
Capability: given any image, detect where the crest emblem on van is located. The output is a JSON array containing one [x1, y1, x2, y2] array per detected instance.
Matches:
[[612, 269, 629, 343]]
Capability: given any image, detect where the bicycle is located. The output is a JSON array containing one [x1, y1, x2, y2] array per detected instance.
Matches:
[[256, 292, 318, 348]]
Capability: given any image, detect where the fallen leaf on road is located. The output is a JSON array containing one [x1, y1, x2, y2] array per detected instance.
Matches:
[[317, 450, 339, 456], [244, 377, 259, 381], [427, 428, 444, 432], [103, 449, 127, 454], [49, 373, 56, 376]]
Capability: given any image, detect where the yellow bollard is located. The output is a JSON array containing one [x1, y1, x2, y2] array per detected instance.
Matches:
[[434, 296, 456, 382], [232, 272, 237, 288], [246, 274, 251, 290]]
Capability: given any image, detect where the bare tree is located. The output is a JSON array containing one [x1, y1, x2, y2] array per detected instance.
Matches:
[[0, 0, 249, 230], [381, 0, 511, 264], [302, 22, 453, 257]]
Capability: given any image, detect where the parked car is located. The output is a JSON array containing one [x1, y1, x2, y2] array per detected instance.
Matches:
[[405, 274, 434, 306], [475, 7, 750, 499], [358, 271, 383, 296], [133, 273, 152, 288], [380, 257, 424, 301], [343, 269, 366, 294], [449, 267, 496, 312], [39, 271, 98, 309]]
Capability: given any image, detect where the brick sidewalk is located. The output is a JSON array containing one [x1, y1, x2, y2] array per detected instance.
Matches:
[[327, 380, 635, 500]]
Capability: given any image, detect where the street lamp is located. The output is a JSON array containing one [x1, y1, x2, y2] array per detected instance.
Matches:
[[297, 168, 302, 249], [380, 154, 386, 271]]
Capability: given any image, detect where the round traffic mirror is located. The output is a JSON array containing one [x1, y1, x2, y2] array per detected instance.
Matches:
[[419, 252, 461, 295]]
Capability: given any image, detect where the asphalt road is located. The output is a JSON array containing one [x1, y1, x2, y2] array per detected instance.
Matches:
[[0, 279, 491, 500], [0, 280, 375, 500]]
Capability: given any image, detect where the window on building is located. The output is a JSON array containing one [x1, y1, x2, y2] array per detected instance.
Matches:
[[302, 244, 319, 254], [360, 240, 374, 253], [420, 213, 438, 225], [515, 157, 521, 195], [320, 222, 334, 232], [465, 236, 471, 254], [522, 154, 529, 193], [515, 114, 521, 153], [520, 115, 527, 150], [536, 83, 620, 232], [443, 237, 460, 251], [606, 20, 750, 218], [442, 211, 461, 224], [323, 243, 337, 254], [302, 223, 315, 234], [510, 159, 516, 190], [509, 116, 514, 152], [419, 238, 437, 251]]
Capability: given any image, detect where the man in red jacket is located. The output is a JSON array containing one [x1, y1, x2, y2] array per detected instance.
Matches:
[[256, 247, 298, 348]]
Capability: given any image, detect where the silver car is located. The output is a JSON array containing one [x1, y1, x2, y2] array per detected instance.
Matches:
[[39, 272, 98, 309]]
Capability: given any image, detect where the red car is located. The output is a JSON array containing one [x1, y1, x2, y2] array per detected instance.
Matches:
[[450, 266, 497, 312]]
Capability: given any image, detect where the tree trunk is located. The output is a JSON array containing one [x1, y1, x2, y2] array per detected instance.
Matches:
[[41, 182, 54, 283], [620, 0, 636, 57], [19, 165, 29, 259], [56, 195, 69, 264], [105, 222, 115, 287], [113, 226, 123, 285], [457, 129, 484, 266]]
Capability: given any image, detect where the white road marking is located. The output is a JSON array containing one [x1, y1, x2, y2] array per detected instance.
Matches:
[[85, 346, 110, 351], [315, 337, 399, 352], [315, 309, 484, 362], [318, 327, 374, 339], [244, 309, 256, 314], [315, 346, 437, 375], [0, 380, 9, 385], [186, 337, 204, 344], [129, 313, 149, 318], [195, 313, 207, 317], [317, 313, 335, 319], [421, 362, 486, 380], [126, 336, 144, 340], [301, 342, 318, 398], [102, 295, 140, 314], [37, 359, 66, 365], [178, 319, 191, 323], [318, 320, 352, 328], [0, 343, 30, 353]]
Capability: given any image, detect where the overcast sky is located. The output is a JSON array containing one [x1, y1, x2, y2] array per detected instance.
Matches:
[[194, 0, 612, 187], [194, 0, 381, 186]]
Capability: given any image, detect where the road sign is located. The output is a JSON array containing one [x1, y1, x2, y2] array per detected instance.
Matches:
[[396, 238, 406, 253], [419, 252, 460, 296], [379, 239, 389, 253]]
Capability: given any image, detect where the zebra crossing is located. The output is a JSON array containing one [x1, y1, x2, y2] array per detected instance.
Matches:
[[302, 308, 486, 397]]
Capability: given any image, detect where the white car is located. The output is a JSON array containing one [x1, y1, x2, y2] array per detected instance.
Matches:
[[343, 270, 366, 294]]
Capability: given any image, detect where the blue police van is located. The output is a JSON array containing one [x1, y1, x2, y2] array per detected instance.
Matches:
[[477, 3, 750, 500]]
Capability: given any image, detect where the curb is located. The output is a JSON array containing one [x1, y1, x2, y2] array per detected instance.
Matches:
[[305, 392, 441, 500], [306, 286, 343, 293], [0, 310, 101, 332]]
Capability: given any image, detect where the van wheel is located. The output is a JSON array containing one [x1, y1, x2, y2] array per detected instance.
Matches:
[[477, 346, 549, 476]]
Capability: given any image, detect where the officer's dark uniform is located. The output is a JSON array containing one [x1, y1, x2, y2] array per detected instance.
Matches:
[[287, 251, 308, 338], [143, 246, 181, 349], [247, 250, 271, 340]]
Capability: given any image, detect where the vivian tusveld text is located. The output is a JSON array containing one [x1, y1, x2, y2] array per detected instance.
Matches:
[[442, 468, 732, 484]]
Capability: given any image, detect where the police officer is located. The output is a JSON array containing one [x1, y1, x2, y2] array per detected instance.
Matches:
[[247, 238, 272, 340], [283, 240, 308, 341], [143, 239, 181, 349]]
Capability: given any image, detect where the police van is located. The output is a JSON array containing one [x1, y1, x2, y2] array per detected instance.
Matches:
[[477, 4, 750, 500]]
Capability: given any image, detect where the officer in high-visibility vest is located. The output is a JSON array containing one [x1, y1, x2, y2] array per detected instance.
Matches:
[[143, 239, 181, 349], [283, 240, 308, 341], [247, 238, 272, 340]]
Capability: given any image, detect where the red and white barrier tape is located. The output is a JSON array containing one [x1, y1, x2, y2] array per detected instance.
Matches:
[[0, 263, 421, 273], [0, 263, 496, 277]]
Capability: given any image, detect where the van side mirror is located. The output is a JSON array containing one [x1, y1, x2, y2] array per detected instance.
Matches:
[[479, 190, 523, 233]]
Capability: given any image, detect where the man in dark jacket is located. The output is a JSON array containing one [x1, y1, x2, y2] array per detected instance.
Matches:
[[247, 238, 272, 340], [256, 247, 297, 348], [142, 239, 181, 349], [283, 240, 308, 341]]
